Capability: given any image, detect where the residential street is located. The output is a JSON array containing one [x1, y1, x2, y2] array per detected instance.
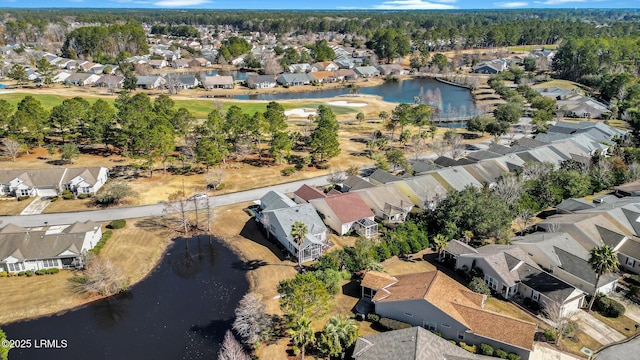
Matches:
[[0, 175, 330, 228]]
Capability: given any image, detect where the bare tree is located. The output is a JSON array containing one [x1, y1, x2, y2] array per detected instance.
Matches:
[[233, 292, 272, 348], [410, 134, 428, 161], [75, 254, 128, 296], [446, 133, 464, 160], [218, 330, 250, 360], [326, 168, 347, 187], [262, 52, 282, 75], [494, 175, 523, 206], [162, 190, 196, 236], [430, 140, 448, 158], [627, 161, 640, 182], [542, 295, 577, 346], [515, 207, 534, 233], [206, 168, 226, 190], [3, 138, 23, 162]]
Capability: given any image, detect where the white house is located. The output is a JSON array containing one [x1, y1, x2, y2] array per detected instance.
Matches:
[[0, 221, 103, 273], [0, 167, 109, 198]]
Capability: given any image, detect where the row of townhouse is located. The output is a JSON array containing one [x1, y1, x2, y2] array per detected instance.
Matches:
[[258, 121, 625, 264], [0, 221, 102, 274], [0, 167, 109, 198]]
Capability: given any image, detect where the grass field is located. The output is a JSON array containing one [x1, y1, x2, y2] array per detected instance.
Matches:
[[507, 44, 558, 52], [532, 79, 586, 92], [0, 92, 357, 119]]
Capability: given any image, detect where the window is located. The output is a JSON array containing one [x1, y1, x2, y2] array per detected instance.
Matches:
[[7, 262, 24, 272], [441, 323, 451, 328], [485, 275, 498, 290], [403, 312, 413, 317], [627, 257, 636, 267], [457, 332, 465, 340], [423, 321, 436, 331], [532, 291, 539, 302], [42, 259, 58, 268]]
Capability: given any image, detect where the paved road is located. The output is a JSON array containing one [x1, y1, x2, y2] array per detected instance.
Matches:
[[0, 175, 330, 228]]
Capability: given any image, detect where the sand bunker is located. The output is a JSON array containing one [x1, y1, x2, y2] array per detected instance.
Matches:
[[327, 100, 368, 107], [285, 108, 317, 117]]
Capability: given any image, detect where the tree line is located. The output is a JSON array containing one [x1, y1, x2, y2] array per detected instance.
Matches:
[[61, 22, 148, 60], [0, 95, 341, 172]]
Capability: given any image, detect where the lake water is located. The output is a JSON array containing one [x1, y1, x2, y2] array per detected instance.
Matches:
[[2, 236, 248, 360], [235, 77, 476, 118]]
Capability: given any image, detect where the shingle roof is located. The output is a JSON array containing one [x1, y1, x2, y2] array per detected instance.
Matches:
[[556, 198, 596, 213], [372, 271, 536, 351], [353, 327, 495, 360], [430, 166, 482, 191], [408, 159, 440, 174], [259, 191, 296, 212], [343, 175, 376, 191], [554, 247, 619, 286], [262, 203, 327, 246], [618, 238, 640, 261], [361, 271, 397, 290], [516, 262, 578, 302], [318, 192, 375, 223], [369, 169, 402, 184], [444, 240, 478, 256], [293, 184, 326, 202]]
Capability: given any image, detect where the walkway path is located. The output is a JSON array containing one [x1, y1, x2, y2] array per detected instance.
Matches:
[[0, 175, 330, 227], [530, 343, 583, 360], [574, 310, 626, 346]]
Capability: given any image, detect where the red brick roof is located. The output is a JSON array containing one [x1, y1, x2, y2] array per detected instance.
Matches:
[[324, 192, 374, 223], [293, 184, 326, 202]]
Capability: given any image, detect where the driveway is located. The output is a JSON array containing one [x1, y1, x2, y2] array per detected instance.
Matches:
[[19, 197, 51, 215], [574, 310, 626, 345], [0, 175, 330, 227], [530, 343, 583, 360]]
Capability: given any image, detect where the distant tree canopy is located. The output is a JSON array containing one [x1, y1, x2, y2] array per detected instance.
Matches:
[[366, 28, 411, 63], [220, 36, 251, 58], [62, 22, 148, 59], [308, 40, 335, 62], [150, 24, 199, 38]]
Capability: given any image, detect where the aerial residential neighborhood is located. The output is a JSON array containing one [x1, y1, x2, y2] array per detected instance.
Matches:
[[1, 4, 640, 360]]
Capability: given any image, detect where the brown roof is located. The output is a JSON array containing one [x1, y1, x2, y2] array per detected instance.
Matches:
[[311, 71, 336, 80], [323, 192, 375, 223], [454, 304, 536, 351], [361, 271, 397, 290], [293, 184, 326, 202], [372, 271, 536, 351]]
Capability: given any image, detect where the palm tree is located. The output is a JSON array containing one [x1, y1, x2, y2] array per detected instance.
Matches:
[[587, 245, 619, 311], [291, 221, 309, 268], [319, 315, 359, 359], [433, 234, 448, 262], [290, 317, 314, 360]]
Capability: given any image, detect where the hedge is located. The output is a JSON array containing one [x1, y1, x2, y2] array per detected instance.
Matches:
[[90, 230, 113, 254], [459, 342, 476, 353], [479, 343, 494, 356], [108, 219, 126, 229], [593, 296, 625, 318], [35, 268, 60, 275], [495, 349, 508, 359]]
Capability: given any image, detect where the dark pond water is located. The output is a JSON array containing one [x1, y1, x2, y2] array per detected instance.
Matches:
[[235, 78, 476, 117], [2, 236, 248, 360]]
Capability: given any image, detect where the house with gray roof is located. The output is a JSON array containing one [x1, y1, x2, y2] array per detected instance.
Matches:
[[276, 73, 310, 86], [353, 326, 495, 360], [555, 198, 596, 214], [203, 75, 234, 89], [462, 160, 508, 187], [245, 74, 277, 89], [136, 75, 166, 89], [446, 241, 585, 316], [256, 191, 327, 262], [354, 185, 414, 223], [472, 59, 508, 74], [0, 221, 102, 273], [391, 174, 447, 210], [0, 167, 108, 198], [368, 169, 401, 185], [342, 175, 376, 192], [354, 66, 380, 78], [430, 166, 482, 191], [166, 73, 199, 89]]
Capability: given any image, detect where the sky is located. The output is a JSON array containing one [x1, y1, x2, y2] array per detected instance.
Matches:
[[0, 0, 637, 10]]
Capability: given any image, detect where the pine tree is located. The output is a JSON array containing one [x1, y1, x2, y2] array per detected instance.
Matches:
[[309, 105, 340, 163]]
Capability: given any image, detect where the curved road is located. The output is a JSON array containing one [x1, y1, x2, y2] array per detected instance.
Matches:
[[0, 175, 330, 228]]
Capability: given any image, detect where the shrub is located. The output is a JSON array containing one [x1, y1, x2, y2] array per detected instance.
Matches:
[[108, 219, 126, 229], [628, 285, 640, 304], [77, 193, 92, 199], [627, 274, 640, 287], [216, 183, 225, 191], [17, 196, 30, 201], [281, 166, 297, 176], [25, 270, 33, 277], [316, 163, 331, 170], [0, 271, 7, 277], [594, 296, 625, 318], [62, 190, 74, 200], [50, 196, 58, 202], [35, 269, 46, 275], [507, 353, 521, 360], [479, 343, 494, 356], [366, 313, 380, 323], [17, 271, 25, 276], [91, 230, 113, 254], [458, 342, 476, 353], [378, 317, 412, 331], [544, 328, 557, 342], [47, 268, 59, 274], [468, 277, 491, 295], [495, 349, 508, 359]]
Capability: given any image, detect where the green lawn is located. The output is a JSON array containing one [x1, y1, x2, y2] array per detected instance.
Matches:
[[507, 44, 558, 52], [0, 92, 357, 119]]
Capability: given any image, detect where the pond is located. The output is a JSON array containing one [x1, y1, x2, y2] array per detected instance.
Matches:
[[235, 77, 477, 118], [2, 236, 249, 360]]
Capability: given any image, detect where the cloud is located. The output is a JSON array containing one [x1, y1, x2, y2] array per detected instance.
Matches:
[[494, 1, 528, 7], [534, 0, 585, 4], [373, 0, 457, 9], [153, 0, 210, 6]]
